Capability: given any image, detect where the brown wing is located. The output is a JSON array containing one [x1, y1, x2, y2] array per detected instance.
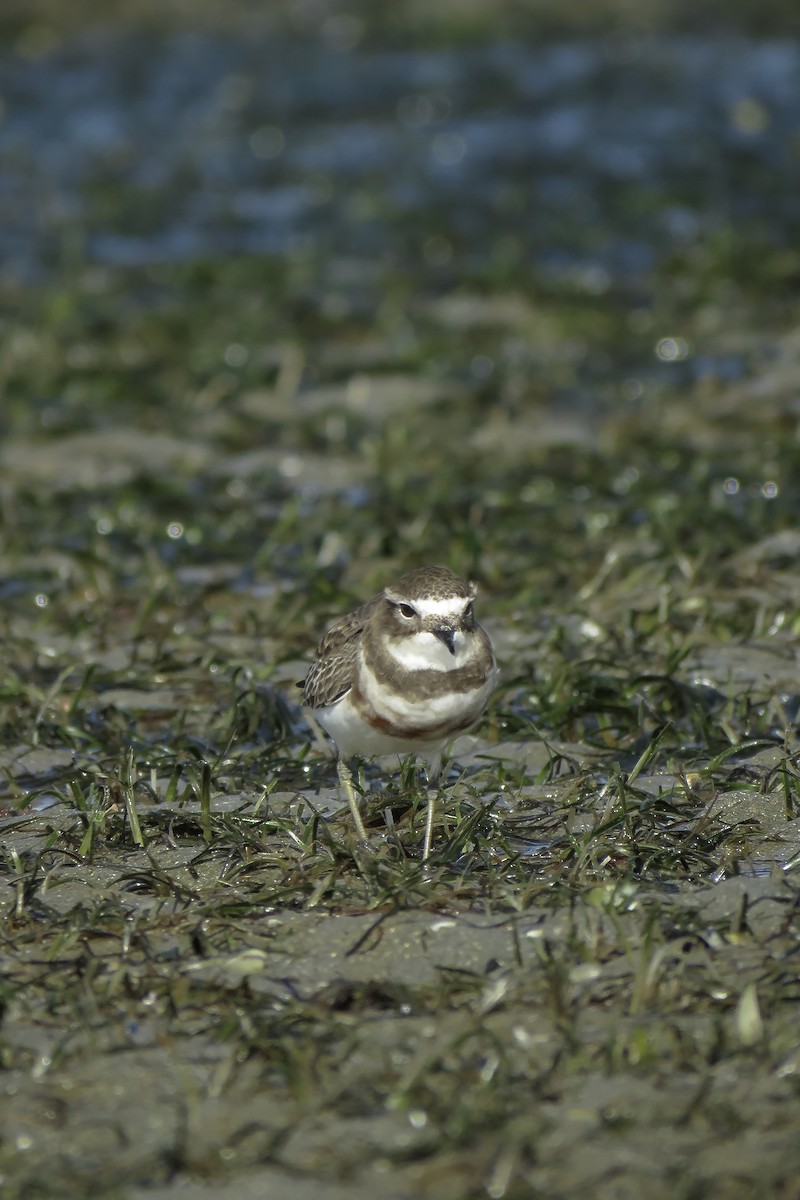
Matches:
[[301, 597, 379, 709]]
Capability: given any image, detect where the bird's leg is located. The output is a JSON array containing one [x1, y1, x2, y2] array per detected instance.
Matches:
[[422, 753, 443, 861], [337, 756, 368, 842]]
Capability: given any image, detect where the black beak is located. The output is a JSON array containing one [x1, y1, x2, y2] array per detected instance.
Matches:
[[433, 626, 457, 655]]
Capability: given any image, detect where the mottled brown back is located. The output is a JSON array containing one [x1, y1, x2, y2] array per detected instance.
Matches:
[[301, 597, 380, 708]]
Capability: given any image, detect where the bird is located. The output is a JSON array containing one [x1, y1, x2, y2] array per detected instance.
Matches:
[[301, 565, 496, 858]]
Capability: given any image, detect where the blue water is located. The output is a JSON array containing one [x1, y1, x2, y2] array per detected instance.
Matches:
[[2, 34, 798, 284]]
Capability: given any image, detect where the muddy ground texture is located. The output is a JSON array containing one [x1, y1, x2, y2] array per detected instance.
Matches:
[[2, 3, 800, 1198]]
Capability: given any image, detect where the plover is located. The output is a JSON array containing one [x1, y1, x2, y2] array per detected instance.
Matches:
[[302, 565, 496, 858]]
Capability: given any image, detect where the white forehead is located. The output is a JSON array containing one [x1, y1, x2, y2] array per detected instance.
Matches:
[[411, 595, 471, 619]]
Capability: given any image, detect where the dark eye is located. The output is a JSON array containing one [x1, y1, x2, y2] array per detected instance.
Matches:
[[464, 602, 474, 621], [398, 603, 416, 619]]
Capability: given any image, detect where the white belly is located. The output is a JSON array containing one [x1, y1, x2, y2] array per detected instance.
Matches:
[[313, 670, 495, 762]]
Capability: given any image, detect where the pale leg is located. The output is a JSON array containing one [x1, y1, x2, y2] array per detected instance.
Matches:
[[337, 757, 368, 841], [422, 753, 443, 861], [422, 790, 436, 861]]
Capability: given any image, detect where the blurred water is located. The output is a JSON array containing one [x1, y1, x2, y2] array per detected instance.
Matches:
[[1, 33, 798, 283]]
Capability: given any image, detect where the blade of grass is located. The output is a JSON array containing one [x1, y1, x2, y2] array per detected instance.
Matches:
[[200, 760, 212, 844]]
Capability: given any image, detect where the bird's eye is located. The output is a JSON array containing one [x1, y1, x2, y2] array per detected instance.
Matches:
[[464, 602, 474, 621], [398, 603, 416, 619]]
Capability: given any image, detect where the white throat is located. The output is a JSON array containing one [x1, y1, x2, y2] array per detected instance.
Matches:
[[386, 629, 476, 672]]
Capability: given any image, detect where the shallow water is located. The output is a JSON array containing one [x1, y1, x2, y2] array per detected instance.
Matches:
[[3, 34, 799, 296]]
